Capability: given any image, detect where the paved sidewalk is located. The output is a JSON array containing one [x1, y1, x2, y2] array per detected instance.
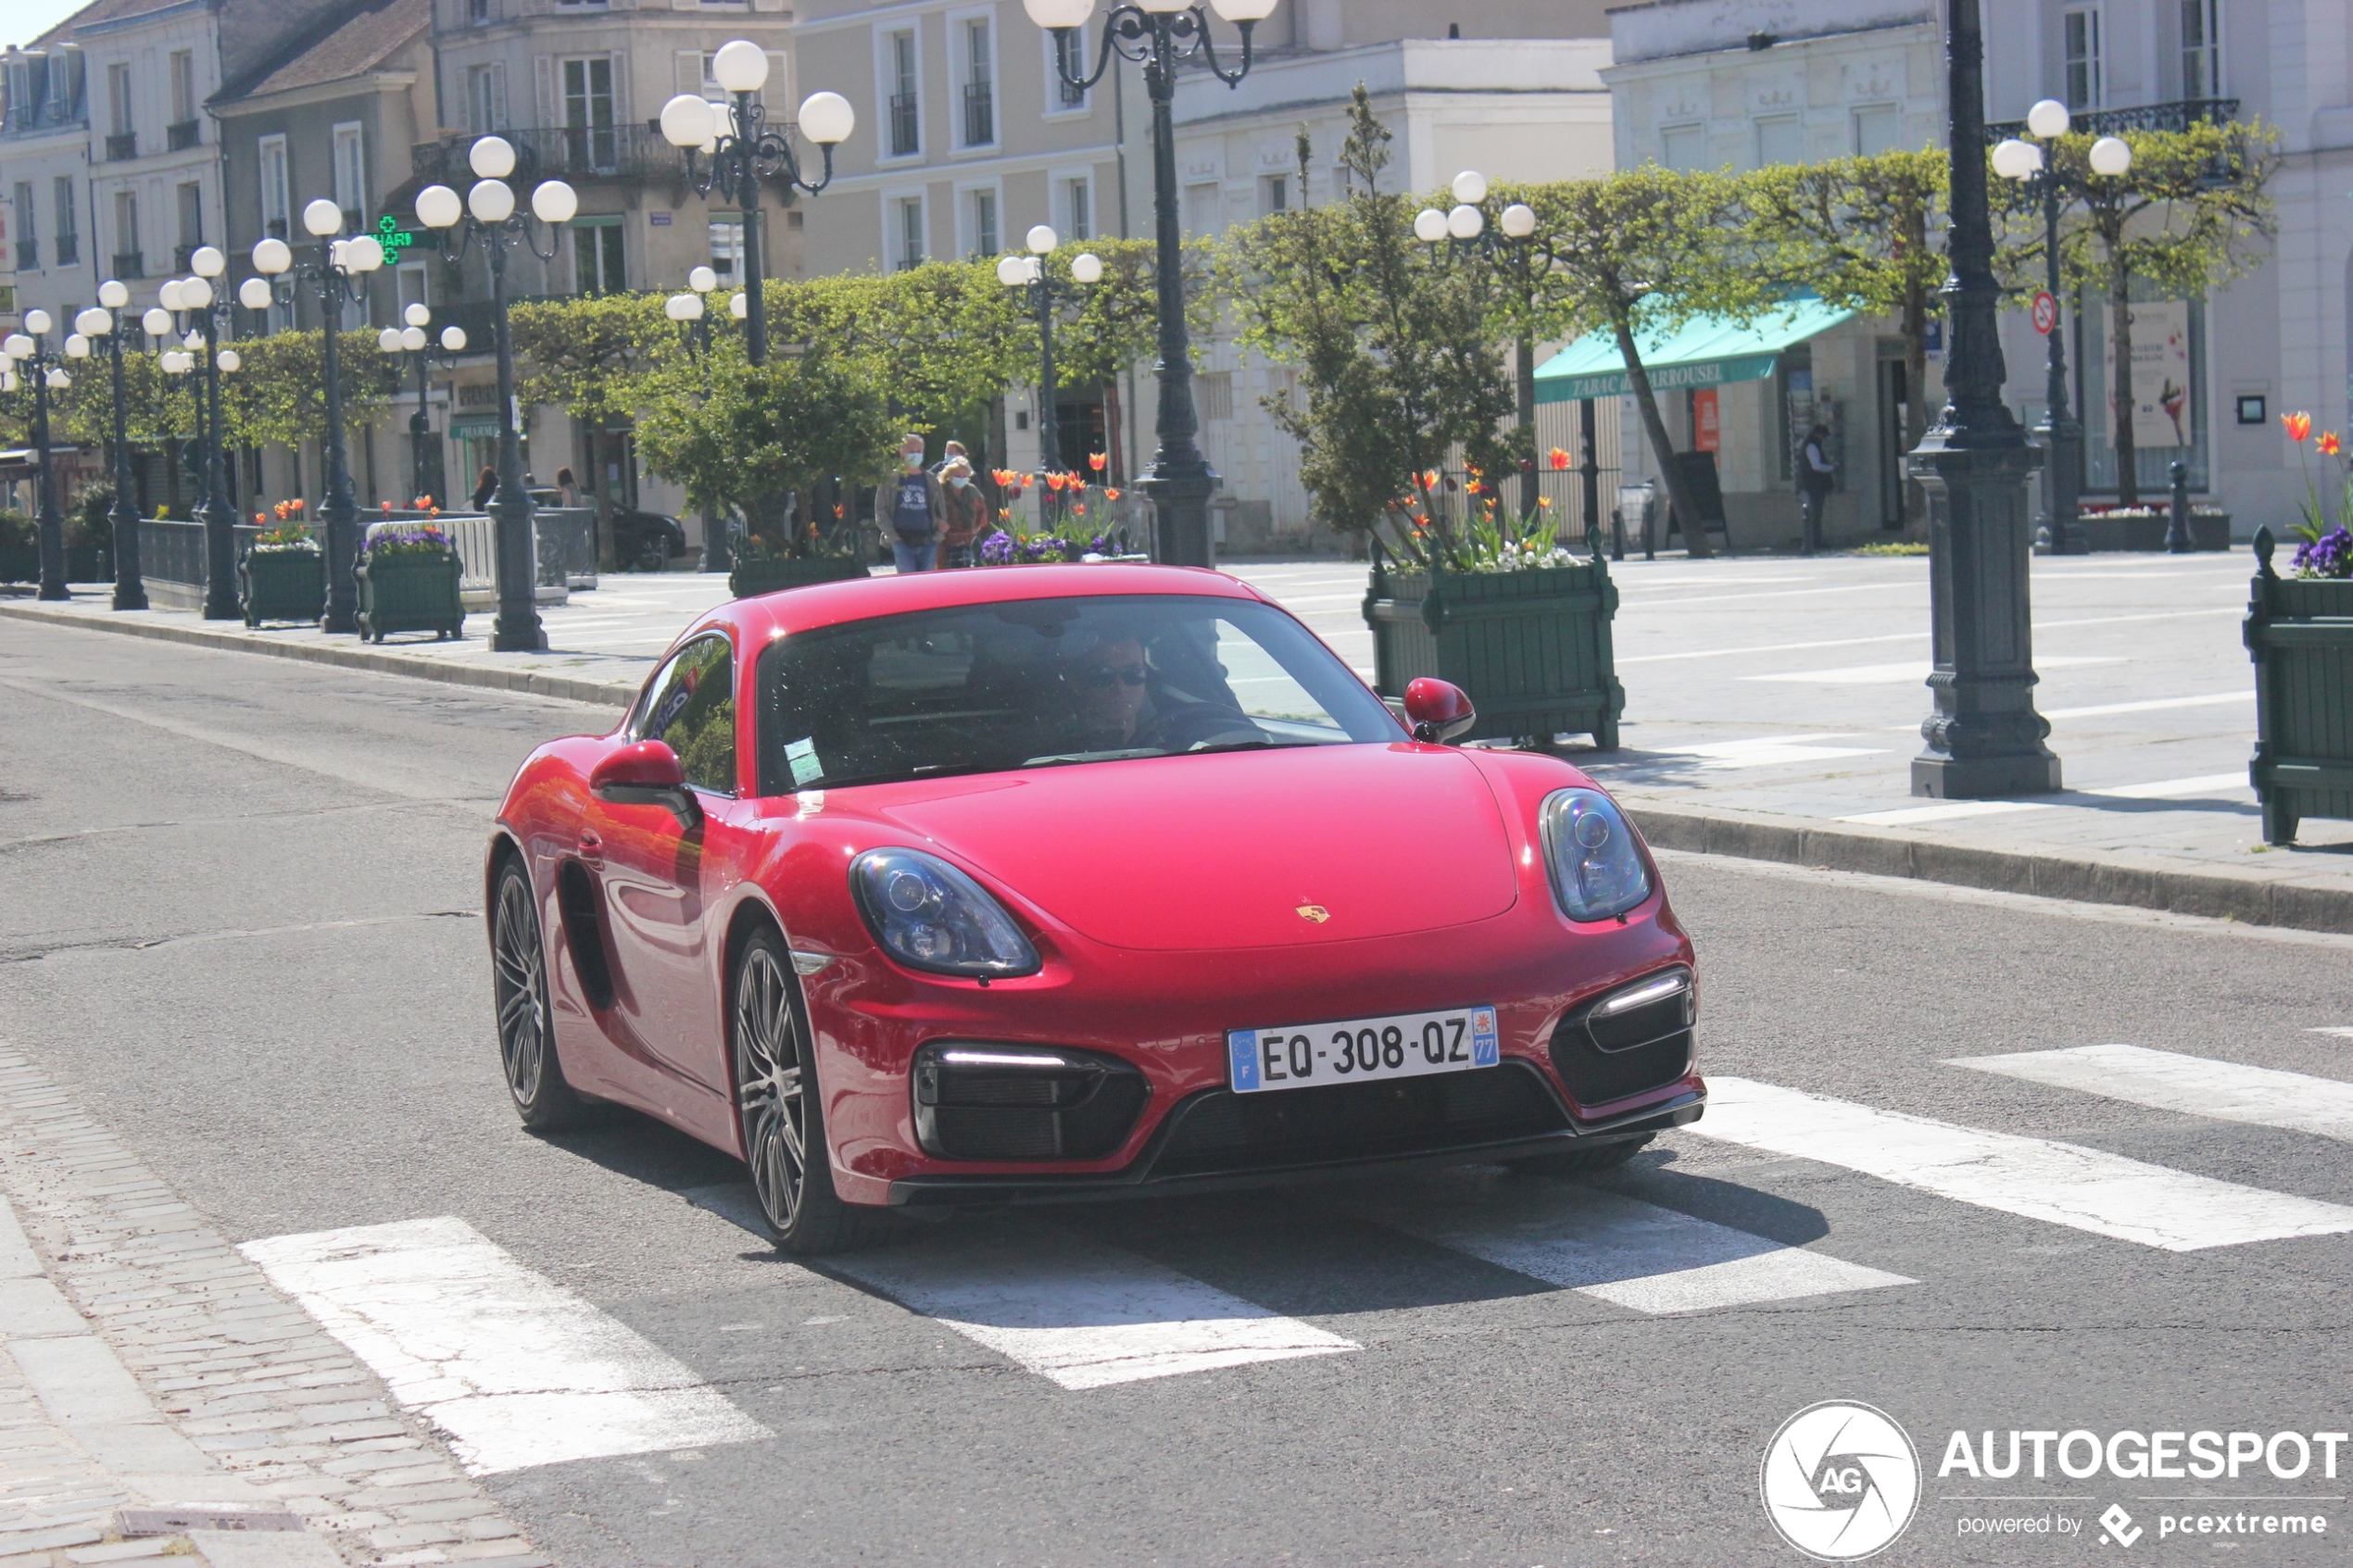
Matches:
[[0, 1048, 551, 1568], [6, 548, 2347, 930]]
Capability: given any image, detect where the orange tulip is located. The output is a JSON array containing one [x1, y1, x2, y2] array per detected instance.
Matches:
[[2284, 411, 2313, 443], [1103, 488, 1121, 502], [1421, 470, 1441, 490], [1073, 503, 1087, 517], [2322, 432, 2344, 458], [1088, 452, 1107, 471], [1549, 446, 1572, 470], [1537, 496, 1552, 508]]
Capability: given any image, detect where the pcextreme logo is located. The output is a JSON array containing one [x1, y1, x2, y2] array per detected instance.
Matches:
[[1761, 1401, 1922, 1562]]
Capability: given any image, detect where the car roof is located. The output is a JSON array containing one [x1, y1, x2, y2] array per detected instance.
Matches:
[[689, 563, 1273, 651]]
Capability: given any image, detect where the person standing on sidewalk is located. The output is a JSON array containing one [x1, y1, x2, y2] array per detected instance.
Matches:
[[1796, 423, 1836, 556], [877, 434, 946, 574], [937, 458, 988, 569]]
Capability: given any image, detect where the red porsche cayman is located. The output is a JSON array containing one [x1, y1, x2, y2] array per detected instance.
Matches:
[[485, 565, 1703, 1254]]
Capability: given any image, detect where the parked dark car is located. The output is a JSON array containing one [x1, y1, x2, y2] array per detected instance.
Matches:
[[528, 492, 688, 572]]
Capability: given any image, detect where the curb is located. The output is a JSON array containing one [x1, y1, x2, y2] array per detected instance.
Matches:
[[0, 600, 638, 709], [1625, 799, 2353, 936]]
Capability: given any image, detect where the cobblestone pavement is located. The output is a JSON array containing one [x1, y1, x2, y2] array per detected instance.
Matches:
[[0, 1048, 551, 1568]]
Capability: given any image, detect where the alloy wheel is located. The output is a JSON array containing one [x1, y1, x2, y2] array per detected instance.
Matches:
[[492, 871, 548, 1108], [736, 946, 811, 1235]]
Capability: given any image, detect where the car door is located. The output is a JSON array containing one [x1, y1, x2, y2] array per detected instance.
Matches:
[[583, 633, 738, 1108]]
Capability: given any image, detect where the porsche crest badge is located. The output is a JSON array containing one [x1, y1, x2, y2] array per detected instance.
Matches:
[[1295, 904, 1330, 923]]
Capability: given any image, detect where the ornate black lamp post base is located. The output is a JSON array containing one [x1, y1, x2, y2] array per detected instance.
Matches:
[[1139, 451, 1215, 566]]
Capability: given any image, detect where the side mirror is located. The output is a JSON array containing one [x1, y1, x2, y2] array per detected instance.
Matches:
[[589, 739, 703, 830], [1403, 678, 1476, 745]]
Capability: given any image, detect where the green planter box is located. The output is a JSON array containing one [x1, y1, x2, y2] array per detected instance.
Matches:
[[239, 547, 325, 627], [2245, 527, 2353, 845], [357, 551, 465, 643], [2081, 509, 2231, 552], [728, 553, 870, 599], [1364, 559, 1625, 750], [0, 545, 37, 583]]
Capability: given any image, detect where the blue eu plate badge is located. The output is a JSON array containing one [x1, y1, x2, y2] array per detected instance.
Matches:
[[1227, 1006, 1499, 1095]]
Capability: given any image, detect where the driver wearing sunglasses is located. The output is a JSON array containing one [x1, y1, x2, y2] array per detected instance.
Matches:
[[1069, 634, 1156, 747]]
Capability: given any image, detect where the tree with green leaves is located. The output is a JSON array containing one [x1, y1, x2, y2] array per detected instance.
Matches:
[[1745, 147, 1948, 522], [510, 291, 679, 562], [1225, 87, 1521, 564], [1511, 166, 1765, 558], [215, 329, 397, 461], [632, 339, 900, 556], [2022, 120, 2276, 505]]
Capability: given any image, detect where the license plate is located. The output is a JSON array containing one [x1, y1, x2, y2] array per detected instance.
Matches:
[[1227, 1006, 1500, 1094]]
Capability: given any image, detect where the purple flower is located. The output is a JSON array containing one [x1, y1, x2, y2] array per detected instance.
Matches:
[[2295, 526, 2353, 580], [978, 530, 1014, 566]]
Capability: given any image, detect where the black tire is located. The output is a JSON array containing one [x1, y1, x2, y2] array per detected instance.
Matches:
[[1505, 1133, 1654, 1179], [730, 925, 892, 1256], [491, 857, 589, 1131], [634, 533, 667, 573]]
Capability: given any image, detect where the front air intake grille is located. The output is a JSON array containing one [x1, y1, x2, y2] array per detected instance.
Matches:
[[1151, 1062, 1568, 1178], [1551, 968, 1693, 1110], [914, 1044, 1149, 1162]]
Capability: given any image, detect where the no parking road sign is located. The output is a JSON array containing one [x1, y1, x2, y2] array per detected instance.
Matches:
[[2032, 291, 2057, 334]]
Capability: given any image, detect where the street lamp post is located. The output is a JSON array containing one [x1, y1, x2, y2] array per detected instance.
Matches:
[[1414, 171, 1562, 525], [1994, 104, 2133, 558], [377, 304, 468, 506], [998, 226, 1102, 483], [1032, 0, 1276, 568], [80, 282, 146, 609], [3, 314, 72, 601], [1907, 0, 2059, 799], [659, 46, 853, 573], [252, 208, 384, 633], [664, 266, 736, 571], [412, 141, 578, 652], [162, 247, 246, 618]]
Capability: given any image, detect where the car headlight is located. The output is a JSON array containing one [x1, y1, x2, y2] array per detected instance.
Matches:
[[851, 848, 1040, 977], [1539, 787, 1652, 922]]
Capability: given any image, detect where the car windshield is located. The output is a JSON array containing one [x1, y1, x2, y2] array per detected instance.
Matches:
[[754, 593, 1400, 794]]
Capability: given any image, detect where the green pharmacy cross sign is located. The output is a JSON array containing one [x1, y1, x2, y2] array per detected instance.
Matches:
[[375, 215, 419, 253]]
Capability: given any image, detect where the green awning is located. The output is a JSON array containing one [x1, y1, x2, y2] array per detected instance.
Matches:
[[1533, 298, 1856, 404]]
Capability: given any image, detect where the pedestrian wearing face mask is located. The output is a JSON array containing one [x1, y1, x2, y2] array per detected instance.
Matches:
[[937, 458, 988, 568], [875, 433, 946, 574]]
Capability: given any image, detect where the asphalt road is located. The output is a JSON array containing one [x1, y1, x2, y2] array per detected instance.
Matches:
[[5, 618, 2352, 1567]]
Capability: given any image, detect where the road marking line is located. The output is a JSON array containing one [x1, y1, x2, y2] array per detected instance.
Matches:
[[1605, 734, 1889, 772], [1839, 773, 2249, 826], [240, 1216, 767, 1474], [2044, 691, 2251, 720], [1744, 656, 2120, 685], [682, 1185, 1354, 1389], [1358, 1179, 1911, 1313], [1687, 1077, 2353, 1251], [1951, 1044, 2353, 1143], [2313, 1028, 2353, 1039]]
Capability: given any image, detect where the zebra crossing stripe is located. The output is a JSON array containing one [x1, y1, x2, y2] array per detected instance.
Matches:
[[1951, 1044, 2353, 1143], [1689, 1077, 2353, 1252], [822, 1221, 1358, 1391], [1356, 1177, 1912, 1313], [242, 1216, 769, 1474]]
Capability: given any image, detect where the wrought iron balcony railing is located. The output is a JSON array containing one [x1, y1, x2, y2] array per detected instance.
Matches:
[[54, 234, 75, 266], [888, 92, 919, 157], [106, 130, 136, 159], [14, 240, 34, 270], [167, 119, 200, 150], [409, 124, 675, 186], [1986, 97, 2240, 140], [963, 81, 993, 146], [112, 250, 145, 278]]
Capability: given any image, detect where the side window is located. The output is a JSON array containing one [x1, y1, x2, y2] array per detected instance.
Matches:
[[636, 635, 736, 795]]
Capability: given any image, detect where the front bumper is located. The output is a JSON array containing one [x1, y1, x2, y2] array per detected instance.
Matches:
[[884, 1069, 1703, 1207]]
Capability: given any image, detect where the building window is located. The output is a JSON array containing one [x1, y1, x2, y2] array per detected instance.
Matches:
[[2181, 0, 2220, 99], [176, 181, 203, 267], [168, 49, 198, 145], [2064, 8, 2103, 109], [1196, 370, 1233, 422], [466, 63, 505, 133], [889, 195, 926, 270], [55, 176, 79, 266], [1755, 114, 1802, 168], [1852, 105, 1899, 157], [1660, 123, 1705, 169], [12, 182, 33, 270], [113, 189, 141, 278], [709, 213, 743, 282], [969, 187, 997, 258], [333, 121, 367, 231], [1182, 180, 1220, 236], [1051, 26, 1087, 109], [1063, 177, 1090, 242], [572, 218, 624, 294], [396, 260, 429, 316], [887, 30, 918, 157], [107, 62, 134, 157], [961, 17, 994, 147], [1258, 173, 1288, 216], [562, 57, 618, 170], [468, 0, 489, 24]]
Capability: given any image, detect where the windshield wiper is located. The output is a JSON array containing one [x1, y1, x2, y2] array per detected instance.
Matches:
[[1019, 747, 1164, 767], [1186, 738, 1315, 756]]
